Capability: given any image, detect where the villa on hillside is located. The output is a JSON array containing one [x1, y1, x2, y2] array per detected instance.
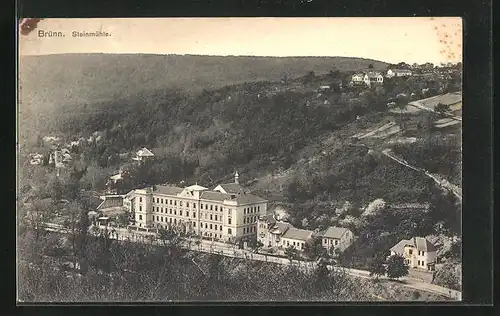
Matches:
[[386, 69, 413, 78], [350, 71, 384, 87], [350, 73, 366, 86], [132, 147, 155, 162], [389, 237, 437, 272], [363, 72, 384, 87]]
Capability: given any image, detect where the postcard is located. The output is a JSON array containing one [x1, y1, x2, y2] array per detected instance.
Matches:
[[17, 17, 462, 302]]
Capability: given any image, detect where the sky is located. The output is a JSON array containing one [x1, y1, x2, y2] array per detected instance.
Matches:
[[18, 18, 462, 65]]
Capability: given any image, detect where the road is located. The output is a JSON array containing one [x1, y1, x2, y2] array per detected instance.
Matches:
[[381, 148, 462, 201], [408, 100, 462, 122], [348, 144, 461, 201], [42, 222, 461, 300]]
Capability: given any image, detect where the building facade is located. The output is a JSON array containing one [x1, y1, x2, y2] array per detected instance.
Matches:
[[318, 226, 355, 254], [257, 214, 294, 248], [124, 172, 268, 242], [389, 237, 437, 271], [364, 72, 384, 86], [350, 73, 365, 85], [280, 227, 313, 251]]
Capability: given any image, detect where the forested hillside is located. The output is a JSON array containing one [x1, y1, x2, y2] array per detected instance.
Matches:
[[19, 53, 387, 135]]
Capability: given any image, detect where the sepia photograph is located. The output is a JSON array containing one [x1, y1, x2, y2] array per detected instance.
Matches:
[[17, 17, 462, 302]]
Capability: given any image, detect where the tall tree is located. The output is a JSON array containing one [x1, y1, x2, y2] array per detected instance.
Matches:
[[386, 254, 409, 280], [368, 255, 387, 280]]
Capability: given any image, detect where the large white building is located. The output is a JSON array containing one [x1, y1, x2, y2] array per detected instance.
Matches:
[[124, 172, 268, 242]]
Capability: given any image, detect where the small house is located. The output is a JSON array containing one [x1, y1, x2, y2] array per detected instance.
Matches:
[[318, 226, 355, 253], [132, 147, 155, 162], [389, 237, 437, 271]]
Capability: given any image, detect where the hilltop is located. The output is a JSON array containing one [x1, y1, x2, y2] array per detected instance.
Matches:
[[19, 53, 387, 107]]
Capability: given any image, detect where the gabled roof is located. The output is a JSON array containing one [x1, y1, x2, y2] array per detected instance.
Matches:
[[390, 237, 437, 254], [320, 226, 351, 239], [154, 185, 184, 196], [282, 227, 314, 241], [136, 147, 154, 157], [214, 183, 250, 194], [200, 191, 231, 201]]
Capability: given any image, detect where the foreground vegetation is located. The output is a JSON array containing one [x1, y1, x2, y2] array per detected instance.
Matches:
[[18, 228, 370, 301]]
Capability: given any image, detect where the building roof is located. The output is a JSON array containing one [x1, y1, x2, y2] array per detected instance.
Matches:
[[214, 183, 250, 194], [320, 226, 350, 239], [200, 191, 231, 201], [154, 185, 184, 196], [259, 213, 277, 225], [282, 227, 313, 241], [136, 147, 154, 157], [390, 237, 437, 254], [365, 72, 383, 78], [270, 222, 293, 235], [185, 184, 208, 191]]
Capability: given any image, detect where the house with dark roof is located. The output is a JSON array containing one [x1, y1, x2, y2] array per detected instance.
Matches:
[[389, 237, 437, 271], [317, 226, 355, 254]]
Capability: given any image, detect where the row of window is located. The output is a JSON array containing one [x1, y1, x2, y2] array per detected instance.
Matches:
[[408, 249, 426, 256], [243, 226, 256, 234], [200, 222, 223, 231], [153, 206, 195, 218], [243, 206, 260, 215], [200, 212, 222, 222], [324, 238, 340, 246], [244, 216, 257, 224], [283, 240, 305, 250], [417, 260, 426, 267], [148, 196, 236, 214]]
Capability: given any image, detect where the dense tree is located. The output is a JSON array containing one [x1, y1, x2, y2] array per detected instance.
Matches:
[[368, 255, 387, 280], [386, 254, 409, 280], [303, 238, 326, 260], [435, 102, 451, 115], [285, 245, 299, 262]]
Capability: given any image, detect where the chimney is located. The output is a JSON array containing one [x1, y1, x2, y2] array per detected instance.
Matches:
[[234, 170, 239, 184]]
